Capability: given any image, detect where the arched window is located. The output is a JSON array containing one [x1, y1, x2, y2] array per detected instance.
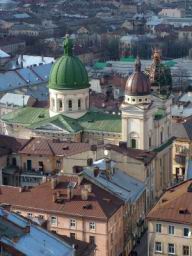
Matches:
[[160, 129, 163, 144], [59, 99, 62, 110], [68, 100, 72, 111], [131, 139, 137, 149], [78, 99, 81, 110]]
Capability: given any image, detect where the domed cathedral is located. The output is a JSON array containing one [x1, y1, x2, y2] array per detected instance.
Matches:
[[146, 49, 172, 96], [121, 57, 173, 152], [49, 36, 90, 118]]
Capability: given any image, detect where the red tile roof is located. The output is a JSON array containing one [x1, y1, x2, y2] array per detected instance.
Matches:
[[106, 144, 156, 164], [147, 179, 192, 224], [0, 176, 123, 220], [19, 137, 92, 156], [0, 135, 27, 156]]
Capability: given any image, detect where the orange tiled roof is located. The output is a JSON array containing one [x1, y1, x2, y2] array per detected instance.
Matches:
[[147, 179, 192, 224], [0, 176, 123, 220]]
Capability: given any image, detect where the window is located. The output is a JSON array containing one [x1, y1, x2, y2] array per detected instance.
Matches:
[[184, 227, 190, 237], [70, 233, 76, 239], [168, 225, 174, 235], [160, 130, 163, 144], [56, 160, 61, 169], [168, 243, 175, 254], [16, 211, 21, 215], [155, 242, 162, 253], [38, 215, 44, 219], [145, 98, 148, 101], [89, 236, 95, 244], [131, 139, 136, 149], [78, 99, 81, 110], [139, 98, 142, 102], [50, 216, 57, 226], [27, 212, 32, 218], [183, 246, 189, 256], [59, 99, 63, 110], [70, 219, 76, 229], [132, 98, 135, 102], [149, 137, 152, 148], [68, 100, 72, 111], [156, 223, 162, 233], [89, 222, 96, 231]]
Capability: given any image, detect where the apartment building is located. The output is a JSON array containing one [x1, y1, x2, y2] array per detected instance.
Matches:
[[147, 180, 192, 256]]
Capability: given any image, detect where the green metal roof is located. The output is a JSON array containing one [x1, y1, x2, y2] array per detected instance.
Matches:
[[48, 37, 89, 90], [1, 107, 49, 126], [2, 107, 122, 134], [163, 60, 177, 67], [94, 62, 107, 69], [120, 56, 136, 62], [78, 111, 121, 133]]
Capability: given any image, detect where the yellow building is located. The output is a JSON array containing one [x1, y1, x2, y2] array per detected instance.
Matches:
[[147, 180, 192, 256]]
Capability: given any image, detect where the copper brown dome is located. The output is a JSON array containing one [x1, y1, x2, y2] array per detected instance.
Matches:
[[125, 58, 151, 96]]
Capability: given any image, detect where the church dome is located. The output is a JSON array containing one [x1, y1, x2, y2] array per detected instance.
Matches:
[[125, 58, 151, 96], [48, 37, 89, 90]]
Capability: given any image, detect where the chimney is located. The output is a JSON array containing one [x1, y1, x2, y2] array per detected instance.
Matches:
[[52, 193, 56, 203], [93, 167, 99, 177], [23, 224, 30, 234], [19, 187, 24, 193], [51, 178, 57, 189], [84, 184, 92, 193], [81, 188, 88, 201], [67, 187, 74, 200]]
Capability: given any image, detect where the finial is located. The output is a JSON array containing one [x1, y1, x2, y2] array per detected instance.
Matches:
[[135, 56, 141, 72], [152, 48, 161, 63], [63, 34, 73, 56]]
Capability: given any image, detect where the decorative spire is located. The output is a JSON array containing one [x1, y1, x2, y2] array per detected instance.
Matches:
[[63, 34, 73, 56], [153, 48, 161, 64], [135, 56, 141, 72]]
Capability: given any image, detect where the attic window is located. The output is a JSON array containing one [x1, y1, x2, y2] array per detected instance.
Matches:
[[63, 146, 69, 150], [83, 204, 92, 209], [179, 208, 189, 214], [38, 114, 45, 118]]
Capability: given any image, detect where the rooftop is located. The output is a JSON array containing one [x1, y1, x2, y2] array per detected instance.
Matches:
[[0, 176, 123, 220], [147, 179, 192, 225], [0, 208, 74, 256], [84, 159, 145, 203]]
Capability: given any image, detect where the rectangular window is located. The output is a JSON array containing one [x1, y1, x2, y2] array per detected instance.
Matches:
[[70, 233, 76, 239], [70, 219, 76, 229], [89, 236, 95, 244], [168, 225, 175, 235], [89, 222, 96, 231], [50, 216, 57, 226], [168, 243, 175, 254], [59, 99, 63, 110], [183, 246, 189, 256], [155, 242, 162, 253], [156, 223, 162, 233], [184, 227, 190, 237], [38, 215, 44, 219]]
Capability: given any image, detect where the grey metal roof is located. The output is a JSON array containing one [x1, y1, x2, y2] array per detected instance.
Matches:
[[0, 93, 32, 107], [84, 159, 145, 203]]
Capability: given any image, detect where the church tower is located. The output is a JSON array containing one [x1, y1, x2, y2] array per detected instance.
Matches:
[[48, 36, 90, 118], [121, 57, 152, 150]]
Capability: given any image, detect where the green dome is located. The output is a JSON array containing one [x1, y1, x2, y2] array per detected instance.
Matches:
[[48, 37, 89, 90]]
